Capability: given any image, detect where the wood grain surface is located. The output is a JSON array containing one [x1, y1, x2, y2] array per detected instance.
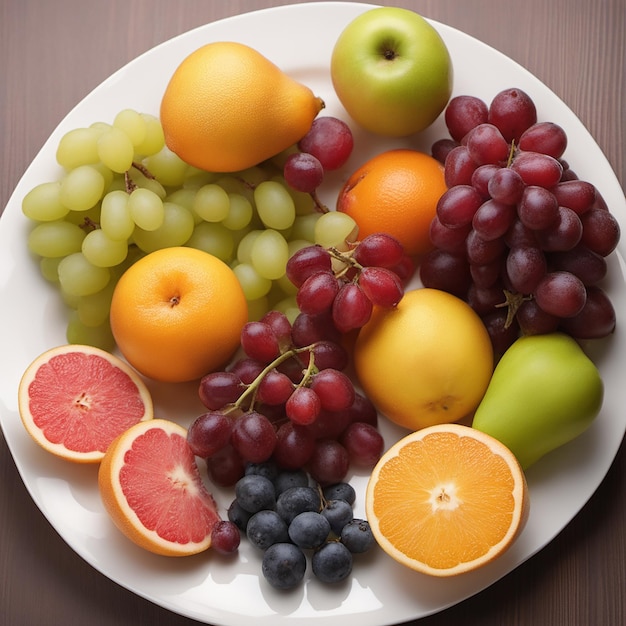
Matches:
[[1, 1, 624, 625]]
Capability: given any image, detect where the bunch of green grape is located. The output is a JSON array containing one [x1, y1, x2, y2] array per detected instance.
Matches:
[[22, 108, 358, 351]]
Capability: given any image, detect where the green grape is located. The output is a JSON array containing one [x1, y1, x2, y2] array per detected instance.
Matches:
[[128, 187, 165, 231], [215, 175, 252, 199], [77, 281, 116, 327], [66, 310, 115, 351], [236, 230, 262, 264], [314, 211, 359, 250], [193, 184, 230, 222], [272, 295, 300, 324], [128, 169, 167, 198], [100, 190, 134, 241], [246, 296, 270, 321], [233, 262, 272, 300], [58, 252, 111, 296], [143, 145, 188, 187], [28, 220, 86, 257], [290, 213, 320, 242], [59, 165, 105, 212], [183, 167, 218, 190], [39, 256, 62, 282], [167, 187, 196, 210], [22, 181, 69, 221], [132, 202, 194, 253], [56, 127, 100, 170], [254, 180, 296, 230], [64, 204, 101, 227], [82, 228, 128, 267], [185, 222, 234, 262], [91, 161, 116, 190], [222, 193, 253, 231], [97, 126, 135, 173], [112, 109, 147, 148], [250, 229, 289, 280], [134, 113, 165, 156]]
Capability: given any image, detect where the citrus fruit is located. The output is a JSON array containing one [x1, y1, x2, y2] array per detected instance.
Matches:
[[366, 423, 529, 576], [109, 247, 248, 383], [160, 41, 324, 173], [353, 288, 493, 430], [336, 149, 447, 257], [17, 344, 153, 463], [331, 7, 453, 137], [98, 419, 220, 556]]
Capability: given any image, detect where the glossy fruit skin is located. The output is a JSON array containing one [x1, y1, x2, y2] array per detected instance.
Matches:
[[353, 288, 493, 430], [160, 42, 324, 172], [472, 333, 604, 469], [330, 7, 452, 136]]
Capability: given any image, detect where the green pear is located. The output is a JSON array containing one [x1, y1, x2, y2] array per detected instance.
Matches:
[[472, 333, 603, 469]]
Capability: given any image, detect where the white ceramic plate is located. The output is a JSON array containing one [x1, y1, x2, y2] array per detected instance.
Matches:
[[1, 2, 624, 624]]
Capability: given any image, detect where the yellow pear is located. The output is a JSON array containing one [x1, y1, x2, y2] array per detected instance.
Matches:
[[160, 41, 324, 172]]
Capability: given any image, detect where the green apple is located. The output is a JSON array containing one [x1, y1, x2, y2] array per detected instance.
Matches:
[[330, 7, 453, 136], [472, 333, 604, 469]]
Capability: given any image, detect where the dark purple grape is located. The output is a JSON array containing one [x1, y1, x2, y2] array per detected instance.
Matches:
[[285, 386, 321, 425], [211, 521, 241, 555], [296, 270, 340, 315], [516, 299, 560, 335], [353, 233, 404, 268], [309, 340, 349, 371], [518, 121, 568, 158], [579, 209, 621, 256], [429, 216, 471, 254], [286, 245, 332, 287], [466, 123, 510, 165], [444, 145, 478, 187], [331, 282, 373, 332], [517, 185, 559, 230], [472, 199, 517, 241], [339, 422, 384, 467], [488, 88, 537, 142], [206, 444, 245, 487], [470, 261, 504, 289], [471, 164, 501, 198], [419, 248, 472, 298], [511, 151, 563, 188], [273, 422, 316, 469], [298, 116, 354, 171], [283, 152, 324, 193], [310, 369, 355, 413], [358, 266, 403, 308], [466, 230, 506, 265], [198, 371, 243, 410], [551, 180, 596, 215], [257, 369, 294, 406], [445, 95, 489, 141], [307, 439, 350, 486], [231, 411, 277, 464], [436, 184, 484, 228], [488, 167, 525, 204], [548, 245, 607, 284], [241, 321, 281, 363], [431, 138, 459, 164], [187, 411, 234, 458], [505, 246, 547, 294], [534, 271, 587, 317], [535, 206, 583, 251], [291, 311, 341, 346], [466, 283, 506, 316], [559, 285, 616, 339], [481, 309, 520, 360]]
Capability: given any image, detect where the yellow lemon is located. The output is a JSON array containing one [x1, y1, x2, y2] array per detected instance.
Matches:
[[353, 288, 493, 430]]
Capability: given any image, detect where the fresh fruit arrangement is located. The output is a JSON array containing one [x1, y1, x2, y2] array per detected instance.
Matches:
[[14, 4, 622, 601]]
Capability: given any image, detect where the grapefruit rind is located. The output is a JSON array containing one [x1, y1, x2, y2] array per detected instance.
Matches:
[[365, 423, 529, 577], [17, 344, 153, 463], [98, 419, 220, 557]]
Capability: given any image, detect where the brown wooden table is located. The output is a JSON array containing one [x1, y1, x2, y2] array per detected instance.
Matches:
[[1, 1, 624, 624]]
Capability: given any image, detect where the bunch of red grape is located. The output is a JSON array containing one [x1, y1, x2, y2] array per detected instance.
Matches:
[[283, 116, 354, 207], [187, 233, 414, 487], [424, 87, 620, 356], [288, 233, 414, 333]]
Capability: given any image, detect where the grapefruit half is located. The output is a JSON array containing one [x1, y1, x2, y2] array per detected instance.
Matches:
[[18, 344, 153, 463], [98, 419, 221, 556]]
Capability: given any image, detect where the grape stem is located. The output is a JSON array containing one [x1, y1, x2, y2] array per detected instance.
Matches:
[[506, 140, 517, 168], [310, 190, 330, 214], [225, 343, 320, 414], [496, 289, 532, 328], [326, 246, 362, 280]]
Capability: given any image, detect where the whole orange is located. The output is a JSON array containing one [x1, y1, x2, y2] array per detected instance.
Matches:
[[353, 288, 493, 430], [336, 149, 447, 257], [110, 247, 247, 383]]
